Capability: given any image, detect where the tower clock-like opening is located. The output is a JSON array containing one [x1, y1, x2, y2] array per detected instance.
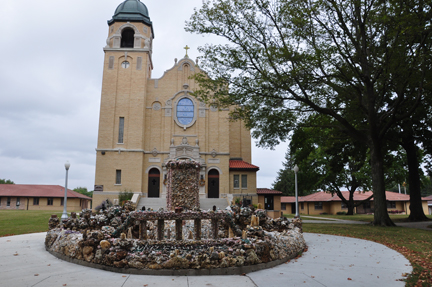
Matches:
[[121, 28, 135, 48]]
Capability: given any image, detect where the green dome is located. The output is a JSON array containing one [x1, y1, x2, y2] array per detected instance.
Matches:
[[108, 0, 153, 28]]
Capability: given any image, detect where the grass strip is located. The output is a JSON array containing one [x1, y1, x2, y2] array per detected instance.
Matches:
[[0, 210, 64, 237]]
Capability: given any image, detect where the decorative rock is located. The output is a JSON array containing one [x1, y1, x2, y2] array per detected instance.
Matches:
[[48, 215, 60, 230], [127, 227, 132, 239], [210, 252, 219, 261], [242, 230, 247, 240], [100, 240, 110, 250], [128, 260, 145, 269], [83, 246, 94, 262]]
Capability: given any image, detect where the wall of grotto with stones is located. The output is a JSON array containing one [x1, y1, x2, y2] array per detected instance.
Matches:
[[45, 202, 306, 273]]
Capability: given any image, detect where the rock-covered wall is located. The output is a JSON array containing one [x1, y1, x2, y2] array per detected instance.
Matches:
[[45, 204, 306, 273], [166, 159, 200, 211]]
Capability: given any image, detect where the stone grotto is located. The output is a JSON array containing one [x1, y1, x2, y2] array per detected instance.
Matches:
[[45, 160, 306, 275]]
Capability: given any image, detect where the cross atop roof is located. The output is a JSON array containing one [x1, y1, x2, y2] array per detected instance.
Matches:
[[184, 45, 190, 57]]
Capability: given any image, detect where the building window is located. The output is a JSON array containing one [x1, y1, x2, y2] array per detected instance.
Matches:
[[33, 198, 39, 205], [61, 198, 64, 206], [16, 197, 20, 207], [7, 197, 11, 207], [314, 202, 323, 210], [387, 201, 396, 209], [47, 198, 53, 206], [176, 98, 195, 126], [341, 202, 348, 209], [0, 197, 2, 206], [241, 175, 247, 188], [118, 117, 125, 143], [116, 170, 122, 185], [121, 28, 135, 48], [301, 202, 304, 210], [233, 175, 239, 189], [281, 203, 287, 210]]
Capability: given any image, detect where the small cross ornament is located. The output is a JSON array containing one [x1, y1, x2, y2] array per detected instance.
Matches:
[[184, 45, 190, 56]]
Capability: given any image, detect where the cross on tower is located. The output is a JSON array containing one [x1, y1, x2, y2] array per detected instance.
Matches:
[[184, 45, 190, 56]]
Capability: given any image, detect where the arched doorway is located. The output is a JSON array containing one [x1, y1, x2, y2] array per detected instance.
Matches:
[[148, 168, 160, 198], [208, 169, 219, 198]]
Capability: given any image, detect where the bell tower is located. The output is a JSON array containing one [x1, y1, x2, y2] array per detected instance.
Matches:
[[94, 0, 154, 195]]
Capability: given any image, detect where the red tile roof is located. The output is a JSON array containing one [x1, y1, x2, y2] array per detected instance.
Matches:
[[257, 188, 283, 195], [281, 191, 424, 203], [0, 184, 92, 200], [229, 160, 259, 171]]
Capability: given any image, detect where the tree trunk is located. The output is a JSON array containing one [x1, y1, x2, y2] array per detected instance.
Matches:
[[347, 204, 355, 215], [402, 133, 429, 221], [370, 138, 396, 226]]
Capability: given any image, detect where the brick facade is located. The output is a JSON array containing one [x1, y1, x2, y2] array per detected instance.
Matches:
[[93, 4, 258, 207]]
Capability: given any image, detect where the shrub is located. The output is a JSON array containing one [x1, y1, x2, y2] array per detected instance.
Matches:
[[118, 190, 133, 206], [336, 211, 347, 215], [320, 212, 328, 215]]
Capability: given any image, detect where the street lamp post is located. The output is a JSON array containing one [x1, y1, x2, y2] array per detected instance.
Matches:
[[61, 161, 71, 220], [293, 164, 300, 218]]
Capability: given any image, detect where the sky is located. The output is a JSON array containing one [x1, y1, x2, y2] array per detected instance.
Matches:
[[0, 0, 289, 191]]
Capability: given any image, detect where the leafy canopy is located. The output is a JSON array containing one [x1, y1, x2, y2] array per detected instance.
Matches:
[[186, 0, 431, 226]]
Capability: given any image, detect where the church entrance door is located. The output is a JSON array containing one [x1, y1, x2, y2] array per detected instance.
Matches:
[[148, 168, 160, 198], [208, 169, 219, 198]]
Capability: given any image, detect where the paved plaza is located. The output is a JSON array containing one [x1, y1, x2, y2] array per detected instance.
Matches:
[[0, 232, 411, 287]]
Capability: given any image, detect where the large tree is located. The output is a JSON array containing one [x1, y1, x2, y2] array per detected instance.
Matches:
[[0, 179, 14, 184], [73, 187, 93, 198], [187, 0, 431, 226], [274, 115, 407, 215]]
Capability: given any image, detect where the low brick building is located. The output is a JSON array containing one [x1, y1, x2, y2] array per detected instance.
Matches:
[[257, 188, 283, 219], [425, 195, 432, 215], [0, 184, 91, 211], [281, 191, 429, 216]]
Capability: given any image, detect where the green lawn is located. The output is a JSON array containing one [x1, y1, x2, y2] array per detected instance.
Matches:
[[294, 214, 432, 223], [304, 223, 432, 287], [0, 210, 63, 237]]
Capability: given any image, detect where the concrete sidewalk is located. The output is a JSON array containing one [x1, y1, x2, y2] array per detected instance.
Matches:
[[0, 233, 411, 287]]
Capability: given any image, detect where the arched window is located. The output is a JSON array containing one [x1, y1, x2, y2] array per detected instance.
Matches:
[[176, 98, 194, 125], [121, 28, 135, 48]]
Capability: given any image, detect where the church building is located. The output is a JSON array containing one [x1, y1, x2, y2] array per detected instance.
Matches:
[[92, 0, 259, 209]]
